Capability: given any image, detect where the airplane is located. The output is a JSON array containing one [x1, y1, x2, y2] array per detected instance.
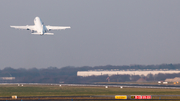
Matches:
[[10, 17, 71, 35]]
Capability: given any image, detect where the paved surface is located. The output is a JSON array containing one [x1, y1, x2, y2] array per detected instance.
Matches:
[[1, 83, 180, 89]]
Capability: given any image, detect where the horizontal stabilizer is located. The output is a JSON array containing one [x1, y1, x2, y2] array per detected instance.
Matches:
[[46, 26, 71, 30], [44, 33, 54, 35], [31, 33, 41, 35]]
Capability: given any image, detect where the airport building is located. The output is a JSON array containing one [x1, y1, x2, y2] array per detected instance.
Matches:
[[77, 70, 180, 77], [0, 77, 15, 83], [165, 77, 180, 82]]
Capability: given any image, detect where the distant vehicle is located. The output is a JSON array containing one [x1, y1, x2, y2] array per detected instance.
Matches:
[[10, 17, 71, 35]]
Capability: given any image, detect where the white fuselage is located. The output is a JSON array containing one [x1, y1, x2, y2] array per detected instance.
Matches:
[[34, 17, 46, 35], [10, 16, 71, 35]]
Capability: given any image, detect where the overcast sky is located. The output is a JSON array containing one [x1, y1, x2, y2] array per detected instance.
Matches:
[[0, 0, 180, 69]]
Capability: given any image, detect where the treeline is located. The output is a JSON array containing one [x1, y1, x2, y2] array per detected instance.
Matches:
[[0, 64, 180, 83]]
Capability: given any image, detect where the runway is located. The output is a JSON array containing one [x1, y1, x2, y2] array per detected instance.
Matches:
[[1, 83, 180, 89], [61, 83, 180, 89]]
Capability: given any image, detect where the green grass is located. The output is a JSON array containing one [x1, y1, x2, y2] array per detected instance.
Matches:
[[0, 85, 180, 97]]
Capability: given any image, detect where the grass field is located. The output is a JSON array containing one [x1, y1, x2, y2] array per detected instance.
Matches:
[[0, 84, 180, 100]]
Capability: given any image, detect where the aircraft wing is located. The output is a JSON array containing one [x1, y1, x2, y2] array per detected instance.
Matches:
[[46, 26, 71, 30], [10, 25, 35, 30]]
